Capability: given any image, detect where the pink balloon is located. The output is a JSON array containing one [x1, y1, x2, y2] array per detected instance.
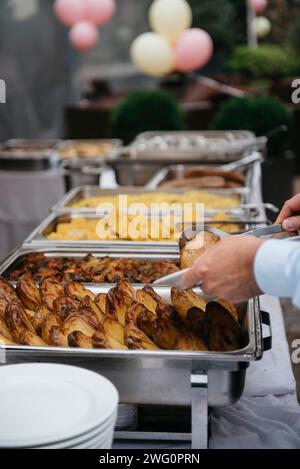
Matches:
[[175, 29, 213, 73], [249, 0, 267, 14], [69, 21, 100, 51], [84, 0, 116, 26], [54, 0, 86, 26]]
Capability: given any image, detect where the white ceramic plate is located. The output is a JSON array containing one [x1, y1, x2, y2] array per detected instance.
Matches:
[[0, 364, 118, 448]]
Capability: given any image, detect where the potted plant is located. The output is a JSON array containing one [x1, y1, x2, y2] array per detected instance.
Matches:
[[211, 95, 294, 212]]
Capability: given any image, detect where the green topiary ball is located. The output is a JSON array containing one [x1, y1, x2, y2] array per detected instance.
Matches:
[[227, 45, 300, 80], [111, 90, 186, 144], [211, 95, 293, 158]]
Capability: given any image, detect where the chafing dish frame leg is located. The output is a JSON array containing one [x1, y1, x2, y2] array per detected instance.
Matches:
[[191, 372, 208, 450]]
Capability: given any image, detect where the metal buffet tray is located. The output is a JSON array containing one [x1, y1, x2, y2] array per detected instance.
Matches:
[[0, 246, 180, 280], [107, 131, 266, 186], [0, 139, 60, 171], [0, 268, 271, 448], [56, 139, 122, 165], [51, 185, 250, 215]]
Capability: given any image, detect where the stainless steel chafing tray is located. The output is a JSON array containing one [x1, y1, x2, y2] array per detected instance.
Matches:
[[1, 284, 271, 407], [107, 131, 266, 186], [56, 139, 122, 165], [0, 246, 180, 280], [0, 139, 60, 171], [51, 185, 250, 215], [0, 281, 271, 448], [22, 211, 255, 252]]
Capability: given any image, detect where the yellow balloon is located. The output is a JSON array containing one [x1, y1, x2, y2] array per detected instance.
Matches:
[[149, 0, 192, 43], [253, 16, 271, 38], [130, 32, 175, 77]]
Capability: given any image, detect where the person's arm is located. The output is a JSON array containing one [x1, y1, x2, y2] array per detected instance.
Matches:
[[254, 239, 300, 307]]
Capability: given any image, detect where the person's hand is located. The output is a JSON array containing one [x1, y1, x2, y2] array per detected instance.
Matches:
[[276, 194, 300, 235], [183, 236, 264, 303]]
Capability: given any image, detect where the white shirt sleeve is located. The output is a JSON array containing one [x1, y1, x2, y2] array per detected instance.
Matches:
[[254, 239, 300, 307]]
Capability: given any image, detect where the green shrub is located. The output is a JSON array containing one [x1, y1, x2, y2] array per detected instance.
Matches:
[[227, 44, 300, 79], [111, 91, 186, 144], [211, 95, 292, 157]]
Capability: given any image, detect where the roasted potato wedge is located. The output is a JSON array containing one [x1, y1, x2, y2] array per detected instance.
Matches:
[[94, 293, 107, 316], [0, 277, 19, 302], [5, 301, 36, 342], [136, 305, 156, 338], [53, 296, 80, 320], [40, 278, 65, 310], [62, 315, 96, 338], [103, 317, 125, 345], [31, 305, 52, 335], [203, 302, 242, 352], [0, 317, 14, 341], [180, 231, 220, 269], [0, 335, 15, 345], [136, 286, 170, 319], [106, 281, 136, 327], [125, 322, 160, 350], [152, 318, 180, 350], [80, 296, 104, 324], [49, 326, 69, 347], [68, 331, 93, 348], [16, 275, 41, 312], [41, 313, 62, 344], [65, 282, 95, 302], [171, 288, 207, 322], [0, 294, 10, 319], [92, 329, 127, 350], [19, 330, 48, 347], [175, 333, 208, 351]]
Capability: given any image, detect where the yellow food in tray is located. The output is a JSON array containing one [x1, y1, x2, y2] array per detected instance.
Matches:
[[59, 142, 114, 159], [47, 213, 241, 242], [69, 191, 240, 210]]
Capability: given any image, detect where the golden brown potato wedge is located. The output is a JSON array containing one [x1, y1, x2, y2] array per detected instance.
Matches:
[[0, 277, 19, 302], [106, 281, 136, 327], [62, 315, 96, 338], [136, 305, 156, 338], [68, 331, 93, 348], [125, 322, 160, 350], [53, 296, 80, 320], [136, 286, 170, 319], [175, 333, 208, 351], [40, 278, 65, 310], [16, 275, 41, 312], [0, 317, 14, 341], [0, 334, 15, 345], [179, 231, 220, 269], [41, 313, 62, 344], [5, 301, 36, 342], [92, 329, 127, 350], [49, 326, 69, 347], [31, 305, 52, 335], [65, 282, 95, 302], [103, 316, 125, 345], [0, 294, 10, 319], [80, 296, 105, 324], [171, 288, 207, 322], [94, 293, 107, 316], [19, 330, 48, 347], [136, 289, 158, 315], [152, 318, 180, 350]]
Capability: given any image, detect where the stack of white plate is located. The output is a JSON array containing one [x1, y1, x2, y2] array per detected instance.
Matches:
[[0, 364, 119, 449]]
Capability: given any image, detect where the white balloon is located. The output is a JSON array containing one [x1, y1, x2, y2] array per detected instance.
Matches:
[[149, 0, 192, 43], [253, 16, 271, 38], [130, 32, 175, 77]]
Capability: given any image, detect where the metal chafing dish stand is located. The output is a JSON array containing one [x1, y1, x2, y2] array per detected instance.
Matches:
[[0, 279, 272, 449]]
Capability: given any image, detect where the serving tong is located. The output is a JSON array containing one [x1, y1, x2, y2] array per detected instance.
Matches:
[[153, 224, 284, 289]]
